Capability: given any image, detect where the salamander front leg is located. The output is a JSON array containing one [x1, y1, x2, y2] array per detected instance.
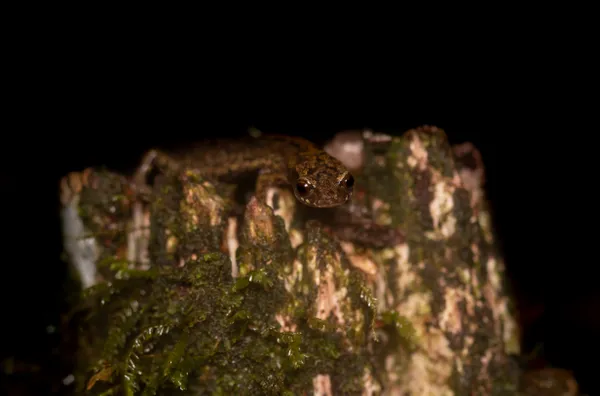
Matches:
[[254, 169, 290, 204], [329, 221, 405, 248], [327, 200, 406, 248]]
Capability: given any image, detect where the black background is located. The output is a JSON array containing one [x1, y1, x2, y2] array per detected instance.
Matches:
[[3, 62, 597, 394]]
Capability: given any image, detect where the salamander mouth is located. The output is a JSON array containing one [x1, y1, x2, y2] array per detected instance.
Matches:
[[298, 193, 351, 208]]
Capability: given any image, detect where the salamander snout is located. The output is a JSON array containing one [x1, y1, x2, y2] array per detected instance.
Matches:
[[293, 173, 354, 208]]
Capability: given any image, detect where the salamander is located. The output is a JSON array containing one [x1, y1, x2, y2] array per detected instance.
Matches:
[[135, 132, 355, 208]]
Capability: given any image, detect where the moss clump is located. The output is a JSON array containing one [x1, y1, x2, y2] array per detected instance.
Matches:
[[72, 171, 377, 395], [74, 249, 375, 395]]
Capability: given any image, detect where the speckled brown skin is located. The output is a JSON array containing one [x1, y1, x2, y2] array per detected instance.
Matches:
[[136, 134, 354, 208]]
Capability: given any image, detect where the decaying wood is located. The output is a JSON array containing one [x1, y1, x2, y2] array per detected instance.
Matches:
[[60, 127, 579, 395]]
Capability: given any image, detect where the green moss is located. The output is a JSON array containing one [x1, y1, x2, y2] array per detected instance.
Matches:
[[74, 206, 377, 395], [379, 311, 418, 352]]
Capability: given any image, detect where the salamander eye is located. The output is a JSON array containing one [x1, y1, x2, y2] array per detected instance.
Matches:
[[295, 179, 313, 196], [344, 174, 355, 188]]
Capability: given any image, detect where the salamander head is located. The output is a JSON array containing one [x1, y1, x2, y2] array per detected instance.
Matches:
[[291, 152, 354, 208]]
